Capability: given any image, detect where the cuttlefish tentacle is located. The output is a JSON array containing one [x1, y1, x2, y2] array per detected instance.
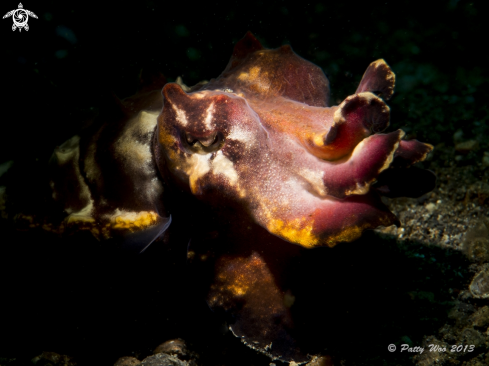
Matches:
[[355, 58, 396, 100]]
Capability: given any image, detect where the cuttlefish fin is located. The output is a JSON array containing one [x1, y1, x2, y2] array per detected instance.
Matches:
[[111, 214, 172, 254]]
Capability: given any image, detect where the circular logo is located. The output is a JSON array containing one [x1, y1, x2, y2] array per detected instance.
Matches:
[[388, 344, 396, 352], [12, 9, 28, 27]]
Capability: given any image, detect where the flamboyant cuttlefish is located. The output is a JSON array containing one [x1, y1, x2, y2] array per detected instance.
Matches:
[[0, 32, 435, 363]]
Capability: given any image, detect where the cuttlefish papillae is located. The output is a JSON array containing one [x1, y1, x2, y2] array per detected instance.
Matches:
[[0, 32, 435, 363]]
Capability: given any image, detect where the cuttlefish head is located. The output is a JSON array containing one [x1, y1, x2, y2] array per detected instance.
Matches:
[[155, 84, 268, 203]]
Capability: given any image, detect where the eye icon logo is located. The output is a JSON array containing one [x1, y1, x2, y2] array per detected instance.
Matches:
[[3, 3, 37, 32]]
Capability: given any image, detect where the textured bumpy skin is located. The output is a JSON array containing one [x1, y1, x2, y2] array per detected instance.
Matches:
[[1, 32, 435, 363]]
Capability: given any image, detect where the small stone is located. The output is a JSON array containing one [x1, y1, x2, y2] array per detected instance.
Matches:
[[425, 202, 436, 214], [464, 237, 489, 262], [114, 357, 141, 366], [453, 129, 464, 144], [477, 182, 489, 205], [306, 355, 334, 366], [153, 339, 187, 357], [152, 339, 197, 365], [469, 306, 489, 328], [414, 336, 453, 365], [482, 151, 489, 167], [455, 140, 479, 154], [469, 265, 489, 299], [140, 353, 188, 366], [448, 301, 474, 327], [457, 327, 485, 349], [463, 220, 489, 262], [31, 352, 76, 366]]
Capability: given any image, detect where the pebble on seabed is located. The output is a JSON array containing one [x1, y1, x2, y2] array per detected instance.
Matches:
[[153, 339, 188, 357], [114, 353, 189, 366], [455, 140, 478, 154], [305, 355, 334, 366], [482, 151, 489, 167], [469, 264, 489, 299], [114, 356, 141, 366], [31, 352, 76, 366]]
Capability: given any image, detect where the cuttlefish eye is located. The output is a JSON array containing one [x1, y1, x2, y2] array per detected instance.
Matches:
[[182, 130, 224, 154], [160, 83, 231, 155]]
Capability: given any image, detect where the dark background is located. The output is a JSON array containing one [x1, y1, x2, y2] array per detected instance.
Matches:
[[1, 1, 487, 365]]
